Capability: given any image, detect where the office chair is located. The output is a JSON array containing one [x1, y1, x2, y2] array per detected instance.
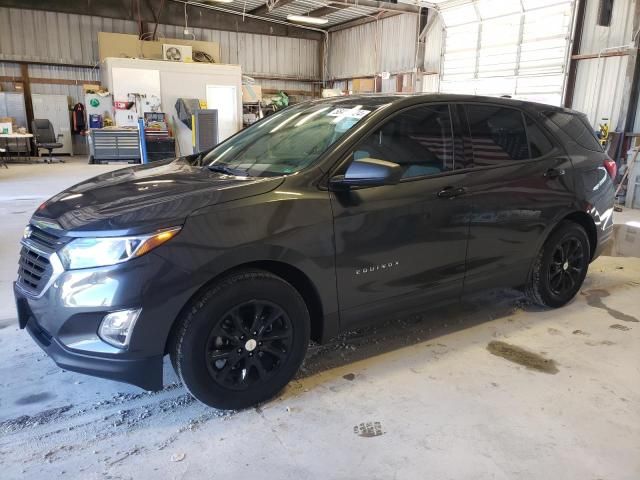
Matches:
[[32, 119, 65, 163], [0, 147, 7, 169]]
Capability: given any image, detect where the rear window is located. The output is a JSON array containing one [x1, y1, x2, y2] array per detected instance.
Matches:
[[543, 111, 603, 152]]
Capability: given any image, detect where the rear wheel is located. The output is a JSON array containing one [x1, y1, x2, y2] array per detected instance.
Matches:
[[526, 221, 590, 308], [170, 270, 310, 410]]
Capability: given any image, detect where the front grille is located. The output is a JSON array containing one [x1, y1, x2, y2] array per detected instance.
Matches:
[[29, 225, 65, 249], [16, 225, 66, 296], [17, 245, 53, 294]]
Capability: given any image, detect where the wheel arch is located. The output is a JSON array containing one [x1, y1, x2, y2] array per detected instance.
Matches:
[[562, 211, 597, 260], [525, 208, 598, 287], [164, 260, 328, 355]]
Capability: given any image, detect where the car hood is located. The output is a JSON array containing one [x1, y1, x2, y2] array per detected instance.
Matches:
[[32, 158, 284, 234]]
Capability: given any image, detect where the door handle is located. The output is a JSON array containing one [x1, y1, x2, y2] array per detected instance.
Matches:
[[544, 168, 565, 178], [437, 186, 467, 199]]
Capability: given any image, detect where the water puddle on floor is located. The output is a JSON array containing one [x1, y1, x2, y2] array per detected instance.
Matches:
[[603, 224, 640, 258], [581, 289, 639, 322]]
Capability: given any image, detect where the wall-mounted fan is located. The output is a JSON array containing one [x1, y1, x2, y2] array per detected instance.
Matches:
[[162, 44, 192, 62]]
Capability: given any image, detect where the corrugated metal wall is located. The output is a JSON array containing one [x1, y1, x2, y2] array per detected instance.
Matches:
[[0, 8, 138, 65], [328, 13, 419, 80], [571, 0, 638, 130], [0, 6, 321, 155], [153, 25, 320, 80], [422, 13, 444, 92], [0, 7, 321, 105]]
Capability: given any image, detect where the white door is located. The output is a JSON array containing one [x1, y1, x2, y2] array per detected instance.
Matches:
[[205, 85, 239, 142]]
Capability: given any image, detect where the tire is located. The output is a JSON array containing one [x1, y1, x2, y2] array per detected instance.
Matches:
[[170, 270, 310, 410], [526, 220, 590, 308]]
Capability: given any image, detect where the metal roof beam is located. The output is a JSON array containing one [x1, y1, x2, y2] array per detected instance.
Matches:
[[328, 0, 419, 14], [307, 3, 349, 17], [250, 0, 297, 15]]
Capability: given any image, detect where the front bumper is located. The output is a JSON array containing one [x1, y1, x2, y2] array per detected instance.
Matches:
[[14, 251, 197, 391], [20, 300, 163, 390]]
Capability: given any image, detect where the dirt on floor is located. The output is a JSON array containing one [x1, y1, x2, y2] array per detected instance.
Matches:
[[486, 341, 559, 374]]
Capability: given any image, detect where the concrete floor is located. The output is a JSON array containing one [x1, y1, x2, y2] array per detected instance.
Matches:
[[0, 158, 639, 479]]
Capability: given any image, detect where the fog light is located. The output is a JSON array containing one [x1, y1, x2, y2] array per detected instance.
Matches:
[[99, 309, 141, 348]]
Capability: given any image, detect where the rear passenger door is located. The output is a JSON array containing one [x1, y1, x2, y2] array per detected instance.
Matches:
[[460, 103, 575, 292]]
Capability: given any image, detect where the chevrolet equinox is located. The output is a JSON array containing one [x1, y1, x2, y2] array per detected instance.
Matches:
[[15, 94, 615, 409]]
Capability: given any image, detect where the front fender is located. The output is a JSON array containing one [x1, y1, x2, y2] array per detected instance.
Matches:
[[152, 189, 338, 344]]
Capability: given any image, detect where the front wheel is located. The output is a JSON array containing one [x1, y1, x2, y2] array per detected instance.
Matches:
[[526, 221, 590, 308], [170, 270, 310, 410]]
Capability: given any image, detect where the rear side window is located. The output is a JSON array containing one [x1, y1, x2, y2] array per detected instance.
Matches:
[[543, 111, 603, 152], [524, 114, 554, 158], [465, 105, 529, 166]]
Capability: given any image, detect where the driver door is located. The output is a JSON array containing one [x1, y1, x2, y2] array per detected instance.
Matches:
[[329, 103, 472, 328]]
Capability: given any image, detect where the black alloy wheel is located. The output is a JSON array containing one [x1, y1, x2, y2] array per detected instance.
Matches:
[[547, 236, 585, 296], [171, 270, 310, 410], [206, 300, 294, 391], [526, 220, 590, 308]]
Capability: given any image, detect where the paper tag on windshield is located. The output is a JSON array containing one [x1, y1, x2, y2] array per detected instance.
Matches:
[[327, 108, 371, 119]]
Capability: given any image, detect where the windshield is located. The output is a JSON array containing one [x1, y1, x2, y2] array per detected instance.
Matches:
[[201, 102, 379, 177]]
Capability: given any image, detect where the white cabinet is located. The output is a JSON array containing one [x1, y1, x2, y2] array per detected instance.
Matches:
[[31, 94, 74, 156]]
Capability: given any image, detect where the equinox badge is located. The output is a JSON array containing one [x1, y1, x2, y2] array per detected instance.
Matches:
[[356, 261, 400, 275]]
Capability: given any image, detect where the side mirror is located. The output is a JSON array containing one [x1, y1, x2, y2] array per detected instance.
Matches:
[[330, 158, 402, 189]]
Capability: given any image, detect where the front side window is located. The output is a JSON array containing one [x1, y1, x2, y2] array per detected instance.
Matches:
[[465, 105, 529, 165], [201, 102, 386, 177], [350, 104, 455, 179]]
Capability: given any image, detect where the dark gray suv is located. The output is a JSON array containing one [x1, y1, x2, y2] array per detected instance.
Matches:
[[15, 94, 615, 409]]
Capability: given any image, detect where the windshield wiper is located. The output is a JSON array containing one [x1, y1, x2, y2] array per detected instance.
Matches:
[[207, 164, 251, 176]]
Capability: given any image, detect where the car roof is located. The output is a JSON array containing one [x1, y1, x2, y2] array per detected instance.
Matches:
[[309, 93, 578, 115]]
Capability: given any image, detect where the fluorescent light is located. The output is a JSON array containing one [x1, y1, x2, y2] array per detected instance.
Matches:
[[202, 0, 234, 4], [287, 14, 329, 25]]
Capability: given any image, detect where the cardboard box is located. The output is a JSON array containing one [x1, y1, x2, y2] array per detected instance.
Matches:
[[352, 78, 375, 93], [98, 32, 220, 64], [242, 85, 262, 103]]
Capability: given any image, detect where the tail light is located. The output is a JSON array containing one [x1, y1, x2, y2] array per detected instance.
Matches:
[[603, 158, 617, 180]]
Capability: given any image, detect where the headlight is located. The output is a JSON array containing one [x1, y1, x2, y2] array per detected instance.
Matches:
[[59, 227, 181, 270]]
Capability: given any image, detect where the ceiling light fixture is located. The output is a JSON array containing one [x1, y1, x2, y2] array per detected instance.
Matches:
[[286, 14, 329, 25], [202, 0, 234, 4]]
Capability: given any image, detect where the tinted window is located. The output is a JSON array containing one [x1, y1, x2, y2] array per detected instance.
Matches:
[[543, 111, 603, 152], [352, 104, 454, 179], [466, 105, 529, 165], [524, 114, 554, 157]]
